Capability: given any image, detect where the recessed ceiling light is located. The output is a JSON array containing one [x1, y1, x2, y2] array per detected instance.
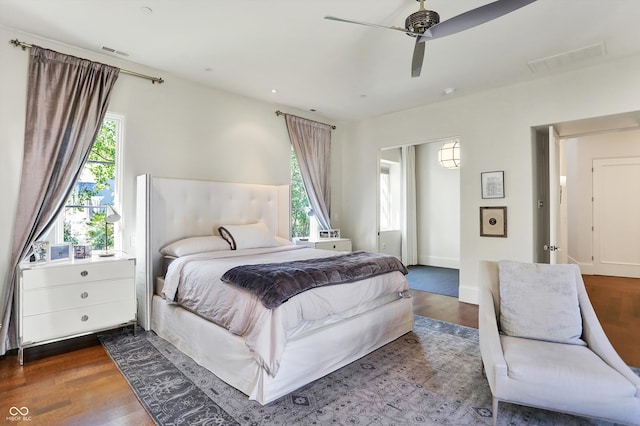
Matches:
[[140, 6, 153, 14], [271, 89, 278, 94], [309, 108, 317, 112], [443, 87, 456, 95]]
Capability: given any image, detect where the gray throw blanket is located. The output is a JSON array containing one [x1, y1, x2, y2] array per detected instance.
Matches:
[[221, 251, 408, 309]]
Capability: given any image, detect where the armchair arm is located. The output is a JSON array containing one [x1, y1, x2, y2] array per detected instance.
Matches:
[[478, 271, 508, 395]]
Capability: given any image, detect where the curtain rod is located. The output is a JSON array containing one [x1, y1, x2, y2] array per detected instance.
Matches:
[[275, 110, 336, 130], [10, 38, 164, 84]]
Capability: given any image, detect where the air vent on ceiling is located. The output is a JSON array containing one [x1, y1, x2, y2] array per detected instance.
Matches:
[[100, 46, 130, 57], [528, 42, 606, 73]]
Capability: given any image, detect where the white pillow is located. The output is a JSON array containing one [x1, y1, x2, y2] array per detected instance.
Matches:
[[160, 235, 231, 257], [498, 260, 585, 346], [218, 222, 279, 250]]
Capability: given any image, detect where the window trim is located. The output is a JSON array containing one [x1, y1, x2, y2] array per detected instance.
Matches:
[[111, 112, 124, 253]]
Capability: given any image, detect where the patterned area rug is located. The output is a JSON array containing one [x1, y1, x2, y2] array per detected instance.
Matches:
[[100, 316, 631, 425]]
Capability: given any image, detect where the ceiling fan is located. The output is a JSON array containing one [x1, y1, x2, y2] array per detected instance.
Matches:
[[325, 0, 537, 78]]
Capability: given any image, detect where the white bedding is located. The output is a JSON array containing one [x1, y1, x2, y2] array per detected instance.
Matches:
[[163, 245, 410, 376]]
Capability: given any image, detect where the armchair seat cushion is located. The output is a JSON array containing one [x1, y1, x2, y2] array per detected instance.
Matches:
[[501, 335, 638, 419]]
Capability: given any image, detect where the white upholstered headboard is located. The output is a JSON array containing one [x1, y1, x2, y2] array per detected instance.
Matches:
[[135, 174, 290, 329]]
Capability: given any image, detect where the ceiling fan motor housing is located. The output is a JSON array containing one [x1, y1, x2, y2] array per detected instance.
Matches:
[[405, 10, 440, 36]]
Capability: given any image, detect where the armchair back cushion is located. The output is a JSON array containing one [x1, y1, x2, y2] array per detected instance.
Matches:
[[498, 260, 586, 346]]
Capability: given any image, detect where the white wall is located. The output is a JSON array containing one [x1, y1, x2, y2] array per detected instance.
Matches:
[[0, 26, 344, 324], [565, 129, 640, 271], [415, 142, 460, 268], [339, 54, 640, 304], [3, 25, 640, 313]]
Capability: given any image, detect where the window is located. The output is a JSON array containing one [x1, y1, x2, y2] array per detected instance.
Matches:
[[290, 147, 315, 238], [55, 113, 123, 252], [379, 163, 392, 230], [379, 159, 401, 231]]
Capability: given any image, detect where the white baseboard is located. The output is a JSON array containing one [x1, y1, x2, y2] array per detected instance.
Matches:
[[417, 255, 460, 269], [567, 255, 594, 275], [458, 285, 478, 305]]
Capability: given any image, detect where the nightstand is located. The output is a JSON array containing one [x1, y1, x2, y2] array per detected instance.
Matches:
[[295, 238, 352, 252], [16, 256, 136, 364]]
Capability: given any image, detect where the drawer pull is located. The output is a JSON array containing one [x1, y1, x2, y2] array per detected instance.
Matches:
[[80, 271, 88, 277], [81, 315, 89, 322], [80, 292, 89, 299]]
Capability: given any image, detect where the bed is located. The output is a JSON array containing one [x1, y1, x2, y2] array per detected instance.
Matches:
[[135, 175, 414, 404]]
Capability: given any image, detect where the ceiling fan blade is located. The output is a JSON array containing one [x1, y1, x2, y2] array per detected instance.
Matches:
[[419, 0, 537, 41], [324, 16, 423, 37], [411, 40, 425, 78]]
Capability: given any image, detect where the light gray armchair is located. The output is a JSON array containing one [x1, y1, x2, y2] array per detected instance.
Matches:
[[479, 260, 640, 426]]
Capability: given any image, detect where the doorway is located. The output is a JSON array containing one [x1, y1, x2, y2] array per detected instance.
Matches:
[[378, 140, 461, 294], [534, 111, 640, 278]]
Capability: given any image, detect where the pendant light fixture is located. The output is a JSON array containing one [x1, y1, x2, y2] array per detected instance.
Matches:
[[438, 140, 460, 169]]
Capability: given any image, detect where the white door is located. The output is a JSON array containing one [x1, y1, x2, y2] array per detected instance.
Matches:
[[592, 157, 640, 278], [547, 126, 561, 264]]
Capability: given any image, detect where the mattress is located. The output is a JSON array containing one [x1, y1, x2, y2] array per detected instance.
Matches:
[[161, 245, 411, 375]]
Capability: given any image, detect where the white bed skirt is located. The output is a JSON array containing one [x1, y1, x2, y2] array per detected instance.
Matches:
[[151, 294, 414, 404]]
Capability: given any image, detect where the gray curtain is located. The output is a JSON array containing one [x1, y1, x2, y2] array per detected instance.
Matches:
[[401, 145, 418, 265], [285, 114, 333, 230], [0, 46, 119, 355]]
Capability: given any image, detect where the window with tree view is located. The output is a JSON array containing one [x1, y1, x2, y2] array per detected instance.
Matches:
[[61, 114, 121, 252], [290, 147, 312, 238]]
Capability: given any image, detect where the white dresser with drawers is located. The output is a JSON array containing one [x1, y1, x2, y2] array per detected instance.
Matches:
[[17, 256, 136, 364]]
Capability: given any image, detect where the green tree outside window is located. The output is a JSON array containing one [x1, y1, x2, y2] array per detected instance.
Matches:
[[63, 118, 117, 250], [291, 148, 311, 238]]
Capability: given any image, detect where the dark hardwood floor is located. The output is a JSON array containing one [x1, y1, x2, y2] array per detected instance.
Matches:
[[0, 277, 636, 425], [0, 333, 153, 425], [412, 289, 478, 328], [582, 274, 640, 368]]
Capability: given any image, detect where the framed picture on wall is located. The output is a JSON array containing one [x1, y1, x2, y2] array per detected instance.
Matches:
[[481, 171, 505, 199], [480, 206, 507, 238]]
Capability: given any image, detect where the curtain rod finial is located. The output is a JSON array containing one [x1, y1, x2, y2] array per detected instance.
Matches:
[[10, 39, 27, 50]]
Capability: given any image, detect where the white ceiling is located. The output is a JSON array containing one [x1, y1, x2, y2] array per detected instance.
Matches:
[[2, 0, 640, 123]]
